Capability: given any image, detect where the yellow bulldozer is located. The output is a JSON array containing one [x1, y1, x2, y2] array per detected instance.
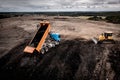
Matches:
[[92, 31, 115, 44]]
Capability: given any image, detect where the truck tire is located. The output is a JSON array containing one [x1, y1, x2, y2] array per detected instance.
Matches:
[[40, 48, 45, 54], [44, 47, 49, 52], [55, 41, 59, 45]]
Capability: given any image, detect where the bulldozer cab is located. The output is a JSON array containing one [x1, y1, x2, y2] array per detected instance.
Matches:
[[104, 32, 113, 39]]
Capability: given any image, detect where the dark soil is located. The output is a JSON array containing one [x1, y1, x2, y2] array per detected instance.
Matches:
[[0, 39, 119, 80], [108, 44, 120, 80]]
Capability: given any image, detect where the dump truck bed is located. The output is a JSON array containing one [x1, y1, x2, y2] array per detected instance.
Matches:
[[24, 21, 50, 54]]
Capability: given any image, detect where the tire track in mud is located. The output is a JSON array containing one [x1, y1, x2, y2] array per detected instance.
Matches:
[[92, 43, 120, 80], [92, 45, 110, 80], [74, 43, 104, 80], [108, 43, 120, 80]]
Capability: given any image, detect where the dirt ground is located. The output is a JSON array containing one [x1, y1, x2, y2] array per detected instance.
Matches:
[[0, 15, 120, 80]]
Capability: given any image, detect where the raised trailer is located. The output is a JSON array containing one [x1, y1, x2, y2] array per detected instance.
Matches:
[[24, 21, 60, 54]]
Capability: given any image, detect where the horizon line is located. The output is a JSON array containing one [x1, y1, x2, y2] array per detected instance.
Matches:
[[0, 11, 120, 13]]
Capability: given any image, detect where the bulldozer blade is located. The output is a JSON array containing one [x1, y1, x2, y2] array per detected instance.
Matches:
[[92, 38, 98, 44]]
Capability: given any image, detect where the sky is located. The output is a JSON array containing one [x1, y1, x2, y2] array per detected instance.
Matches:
[[0, 0, 120, 12]]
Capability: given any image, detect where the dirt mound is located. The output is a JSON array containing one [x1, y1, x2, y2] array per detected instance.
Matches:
[[0, 39, 119, 80], [108, 44, 120, 80]]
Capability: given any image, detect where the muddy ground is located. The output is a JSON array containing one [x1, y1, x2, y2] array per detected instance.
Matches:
[[0, 15, 120, 80]]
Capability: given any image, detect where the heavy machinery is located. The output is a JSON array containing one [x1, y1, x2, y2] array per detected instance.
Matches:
[[24, 21, 60, 54], [92, 31, 115, 44]]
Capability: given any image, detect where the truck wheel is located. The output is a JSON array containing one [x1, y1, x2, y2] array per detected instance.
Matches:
[[48, 43, 53, 48], [55, 41, 59, 45], [52, 43, 55, 47], [40, 48, 45, 54], [44, 47, 49, 52]]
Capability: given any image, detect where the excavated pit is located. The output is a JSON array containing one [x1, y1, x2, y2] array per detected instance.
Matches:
[[0, 39, 120, 80]]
